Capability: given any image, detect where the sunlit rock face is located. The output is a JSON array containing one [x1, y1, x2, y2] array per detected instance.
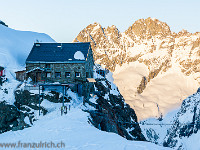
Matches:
[[74, 17, 200, 120]]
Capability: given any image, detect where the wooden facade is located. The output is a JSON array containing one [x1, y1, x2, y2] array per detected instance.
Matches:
[[15, 70, 26, 81]]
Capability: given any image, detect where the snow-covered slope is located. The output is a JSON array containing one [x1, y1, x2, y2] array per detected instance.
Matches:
[[0, 102, 171, 150], [0, 61, 170, 149], [73, 17, 200, 120], [0, 23, 55, 71], [0, 21, 55, 104]]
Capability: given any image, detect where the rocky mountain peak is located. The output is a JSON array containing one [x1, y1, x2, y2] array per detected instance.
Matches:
[[176, 29, 192, 37], [125, 17, 172, 39], [73, 22, 102, 43], [73, 22, 122, 71], [106, 25, 118, 31], [73, 22, 121, 44]]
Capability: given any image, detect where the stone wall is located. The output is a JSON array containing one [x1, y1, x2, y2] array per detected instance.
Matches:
[[26, 62, 92, 84]]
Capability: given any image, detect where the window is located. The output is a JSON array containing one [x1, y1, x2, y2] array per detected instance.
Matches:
[[45, 64, 50, 68], [75, 72, 80, 77], [65, 72, 70, 77], [86, 72, 89, 78], [46, 72, 51, 78], [55, 72, 61, 78]]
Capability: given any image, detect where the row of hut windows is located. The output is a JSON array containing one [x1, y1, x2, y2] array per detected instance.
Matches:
[[46, 72, 83, 78]]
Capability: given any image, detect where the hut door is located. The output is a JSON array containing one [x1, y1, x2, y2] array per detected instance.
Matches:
[[36, 72, 41, 81]]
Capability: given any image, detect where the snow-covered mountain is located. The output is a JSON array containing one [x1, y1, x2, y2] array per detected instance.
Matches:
[[0, 21, 55, 71], [73, 17, 200, 120]]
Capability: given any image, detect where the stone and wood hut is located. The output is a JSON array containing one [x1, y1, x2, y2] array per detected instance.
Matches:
[[25, 42, 95, 96]]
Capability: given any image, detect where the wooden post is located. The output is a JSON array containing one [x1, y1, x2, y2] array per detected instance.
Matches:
[[39, 85, 41, 116], [35, 72, 36, 83], [61, 85, 65, 116], [62, 85, 65, 107]]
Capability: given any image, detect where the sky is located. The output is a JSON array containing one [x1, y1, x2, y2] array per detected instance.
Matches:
[[0, 0, 199, 42]]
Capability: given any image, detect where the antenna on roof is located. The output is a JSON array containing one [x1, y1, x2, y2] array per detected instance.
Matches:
[[35, 39, 39, 43]]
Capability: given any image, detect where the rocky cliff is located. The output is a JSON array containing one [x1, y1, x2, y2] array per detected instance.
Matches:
[[85, 77, 145, 141]]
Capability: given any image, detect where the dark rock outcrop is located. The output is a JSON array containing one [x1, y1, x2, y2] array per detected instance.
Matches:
[[0, 101, 29, 134], [0, 20, 8, 27], [0, 76, 7, 86], [14, 90, 47, 116], [44, 91, 71, 103], [0, 84, 72, 134], [85, 78, 146, 141]]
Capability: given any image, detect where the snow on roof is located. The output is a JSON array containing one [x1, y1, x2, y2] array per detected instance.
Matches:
[[26, 67, 45, 73], [15, 70, 26, 73], [74, 51, 85, 60]]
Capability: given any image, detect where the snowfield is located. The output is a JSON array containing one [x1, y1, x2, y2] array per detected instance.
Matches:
[[113, 62, 199, 120], [0, 102, 171, 150]]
